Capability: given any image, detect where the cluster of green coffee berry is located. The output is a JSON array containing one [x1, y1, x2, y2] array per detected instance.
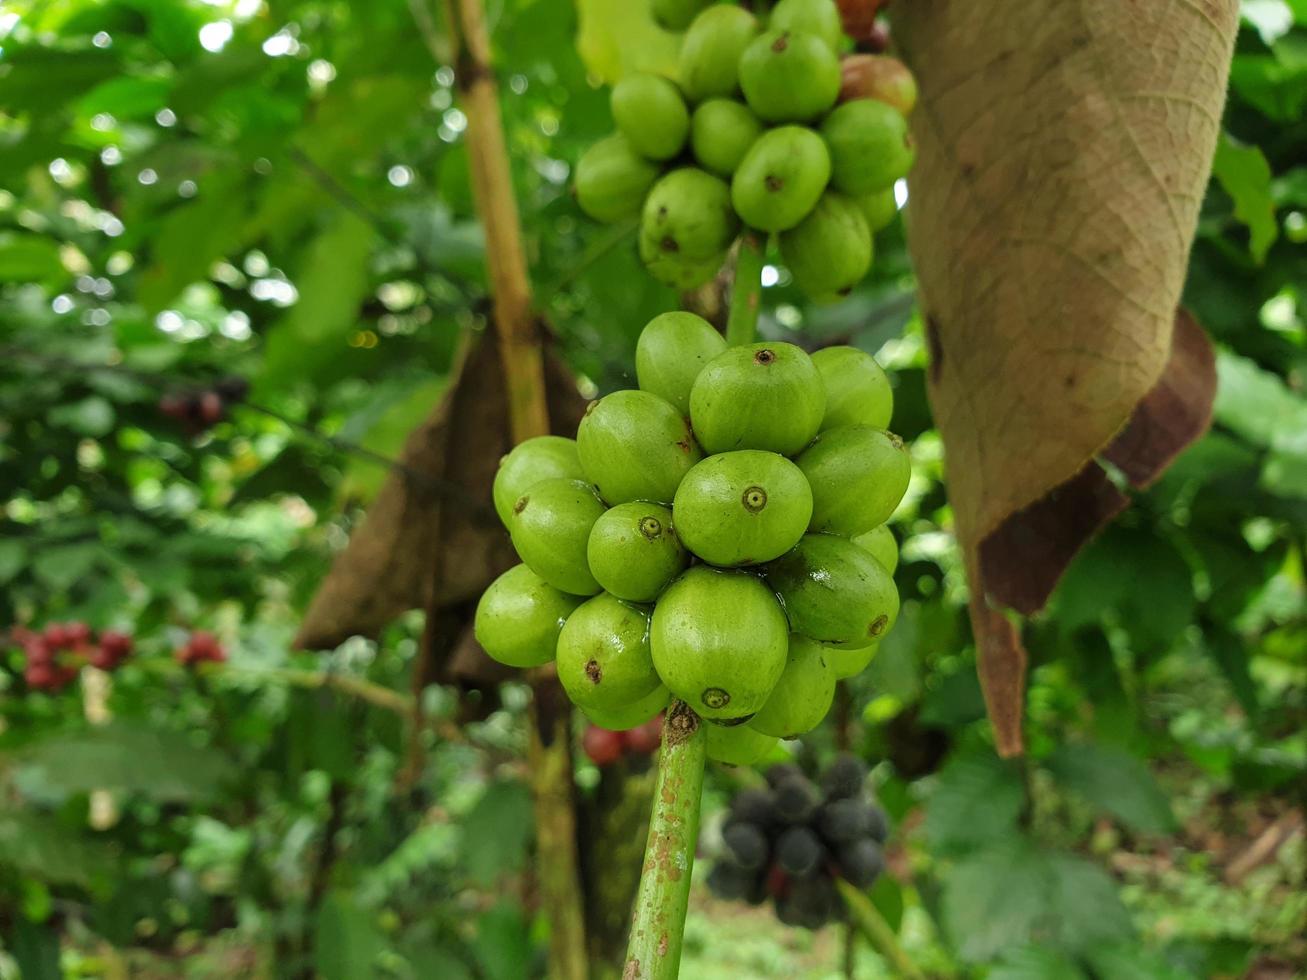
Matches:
[[573, 0, 916, 300], [474, 311, 908, 766]]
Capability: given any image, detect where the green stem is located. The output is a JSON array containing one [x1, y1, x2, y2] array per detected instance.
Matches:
[[623, 700, 708, 980], [725, 231, 765, 347], [835, 878, 924, 980]]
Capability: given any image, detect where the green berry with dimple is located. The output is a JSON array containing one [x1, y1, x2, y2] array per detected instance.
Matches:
[[577, 389, 701, 505], [611, 73, 690, 161], [706, 723, 779, 766], [650, 567, 788, 721], [587, 502, 687, 602], [637, 236, 724, 291], [852, 524, 897, 573], [821, 99, 915, 195], [812, 346, 893, 431], [826, 639, 878, 680], [635, 311, 727, 416], [748, 634, 836, 738], [678, 5, 759, 102], [492, 435, 585, 527], [474, 565, 585, 668], [642, 168, 739, 264], [765, 534, 900, 646], [556, 594, 660, 712], [582, 683, 670, 731], [796, 425, 910, 534], [673, 451, 812, 566], [690, 342, 825, 456], [769, 0, 844, 53], [509, 478, 606, 595], [738, 30, 840, 123], [731, 126, 830, 232], [573, 135, 661, 223], [779, 191, 872, 298], [690, 99, 763, 177]]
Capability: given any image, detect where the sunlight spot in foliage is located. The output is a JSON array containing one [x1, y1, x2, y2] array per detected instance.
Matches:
[[199, 20, 233, 52], [894, 178, 908, 209]]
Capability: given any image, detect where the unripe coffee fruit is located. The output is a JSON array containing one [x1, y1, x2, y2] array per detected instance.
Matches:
[[765, 534, 899, 645], [493, 435, 585, 526], [690, 98, 763, 177], [673, 451, 813, 566], [574, 135, 661, 223], [826, 639, 878, 680], [852, 524, 897, 573], [509, 478, 607, 595], [796, 425, 910, 534], [690, 342, 825, 456], [587, 502, 687, 602], [638, 233, 724, 290], [731, 126, 831, 232], [611, 73, 690, 161], [636, 311, 727, 416], [769, 0, 844, 53], [650, 567, 788, 720], [749, 635, 836, 738], [582, 683, 671, 731], [474, 565, 585, 667], [557, 594, 660, 711], [707, 723, 779, 766], [811, 345, 892, 431], [642, 168, 739, 263], [739, 30, 840, 123], [653, 0, 712, 31], [821, 99, 914, 195], [678, 5, 758, 102], [838, 54, 918, 116], [577, 389, 701, 504], [855, 188, 898, 232], [778, 191, 872, 298]]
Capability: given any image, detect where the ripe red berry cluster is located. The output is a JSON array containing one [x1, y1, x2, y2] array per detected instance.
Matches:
[[158, 376, 249, 432], [581, 714, 664, 767], [175, 630, 226, 666], [707, 755, 889, 928], [12, 623, 134, 691]]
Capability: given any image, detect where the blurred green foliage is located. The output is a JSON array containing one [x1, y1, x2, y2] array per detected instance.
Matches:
[[0, 0, 1304, 977]]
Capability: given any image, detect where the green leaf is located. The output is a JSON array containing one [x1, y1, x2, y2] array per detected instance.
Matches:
[[9, 918, 61, 980], [315, 891, 387, 980], [1045, 742, 1176, 834], [0, 811, 115, 887], [77, 74, 172, 118], [989, 946, 1088, 980], [32, 542, 100, 591], [1212, 134, 1278, 263], [925, 748, 1025, 854], [470, 902, 532, 980], [14, 724, 236, 802], [0, 233, 64, 282], [576, 0, 681, 84], [47, 396, 116, 436], [1084, 942, 1194, 980], [462, 780, 534, 886], [0, 538, 27, 584]]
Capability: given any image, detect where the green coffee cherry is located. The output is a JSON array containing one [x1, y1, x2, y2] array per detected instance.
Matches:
[[778, 191, 872, 298], [582, 683, 671, 730], [611, 73, 690, 161], [748, 634, 836, 738], [557, 593, 660, 711], [764, 534, 899, 645], [574, 135, 661, 223], [492, 435, 585, 527], [642, 167, 739, 263], [650, 567, 788, 721], [795, 425, 910, 534], [577, 389, 702, 505], [731, 126, 831, 232], [509, 478, 606, 595], [638, 232, 724, 290], [474, 564, 584, 668], [769, 0, 844, 53], [826, 639, 878, 680], [706, 723, 779, 766], [856, 188, 898, 232], [678, 5, 759, 102], [852, 524, 898, 574], [635, 311, 727, 416], [738, 30, 840, 123], [587, 502, 687, 602], [652, 0, 712, 31], [811, 345, 893, 431], [690, 99, 763, 177], [690, 342, 825, 456], [673, 451, 812, 566], [820, 99, 915, 195]]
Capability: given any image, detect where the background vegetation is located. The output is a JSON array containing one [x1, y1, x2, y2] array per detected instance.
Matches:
[[0, 0, 1303, 977]]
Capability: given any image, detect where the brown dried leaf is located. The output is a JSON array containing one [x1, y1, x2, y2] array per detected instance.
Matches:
[[895, 1, 1238, 754]]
